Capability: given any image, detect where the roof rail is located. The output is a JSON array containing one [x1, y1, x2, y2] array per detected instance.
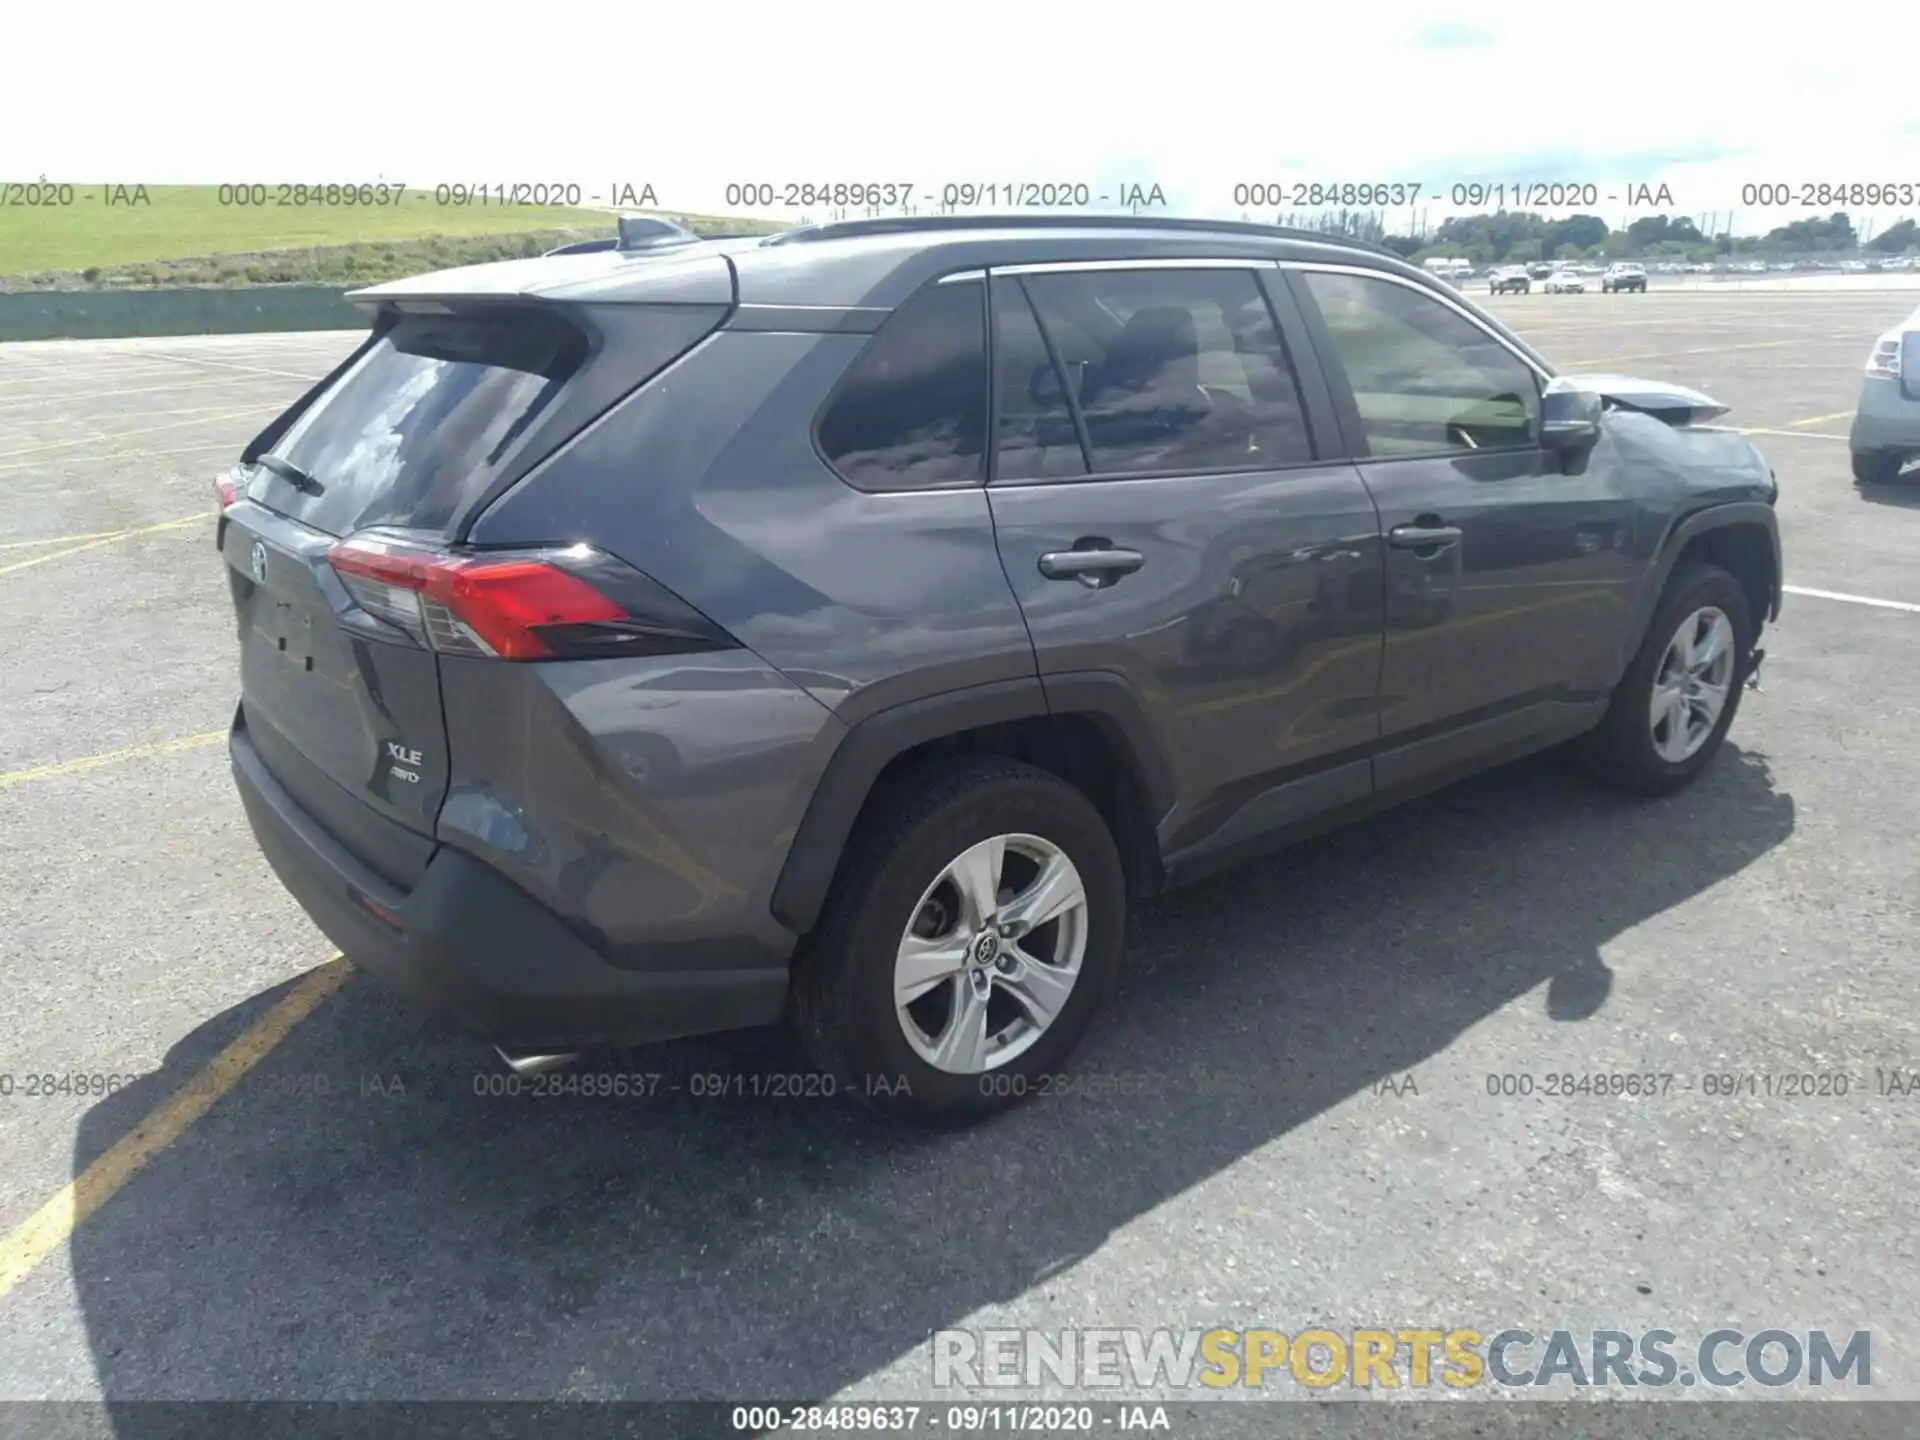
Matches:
[[760, 212, 1401, 258]]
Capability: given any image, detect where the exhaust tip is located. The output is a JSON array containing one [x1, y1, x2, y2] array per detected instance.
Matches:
[[494, 1046, 580, 1077]]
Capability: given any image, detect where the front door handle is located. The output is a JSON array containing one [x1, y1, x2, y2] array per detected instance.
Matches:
[[1038, 543, 1145, 589], [1388, 524, 1463, 553]]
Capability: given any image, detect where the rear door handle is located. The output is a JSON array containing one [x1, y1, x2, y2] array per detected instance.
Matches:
[[1038, 544, 1145, 588], [1388, 524, 1463, 552]]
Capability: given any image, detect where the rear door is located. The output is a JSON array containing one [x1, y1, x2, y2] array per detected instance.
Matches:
[[983, 261, 1385, 865], [1286, 264, 1640, 794], [221, 300, 722, 885]]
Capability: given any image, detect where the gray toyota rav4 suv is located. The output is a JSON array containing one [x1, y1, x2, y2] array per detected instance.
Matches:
[[218, 215, 1783, 1126]]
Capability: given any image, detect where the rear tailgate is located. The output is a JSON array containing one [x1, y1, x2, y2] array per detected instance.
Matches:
[[223, 286, 732, 885], [223, 507, 447, 886]]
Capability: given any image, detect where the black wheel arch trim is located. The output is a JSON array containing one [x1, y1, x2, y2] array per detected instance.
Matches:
[[1625, 500, 1782, 672], [768, 672, 1176, 935]]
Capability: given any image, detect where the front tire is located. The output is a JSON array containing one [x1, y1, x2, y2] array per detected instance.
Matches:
[[1582, 562, 1753, 796], [790, 755, 1126, 1127], [1852, 449, 1904, 485]]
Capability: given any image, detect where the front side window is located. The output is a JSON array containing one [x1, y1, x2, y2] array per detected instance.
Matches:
[[1011, 268, 1316, 478], [1299, 270, 1541, 456], [817, 281, 988, 491]]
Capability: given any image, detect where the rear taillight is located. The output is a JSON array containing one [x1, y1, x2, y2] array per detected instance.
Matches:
[[214, 468, 240, 511], [1867, 334, 1902, 379], [326, 534, 735, 662]]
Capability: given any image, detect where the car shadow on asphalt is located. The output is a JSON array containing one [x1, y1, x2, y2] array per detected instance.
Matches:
[[65, 744, 1794, 1420], [1853, 472, 1920, 508]]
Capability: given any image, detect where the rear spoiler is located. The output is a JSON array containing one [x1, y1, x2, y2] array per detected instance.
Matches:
[[347, 221, 738, 311]]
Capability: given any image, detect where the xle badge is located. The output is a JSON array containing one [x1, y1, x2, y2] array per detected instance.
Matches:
[[386, 741, 424, 785]]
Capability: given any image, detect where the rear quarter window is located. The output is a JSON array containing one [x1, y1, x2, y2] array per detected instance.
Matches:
[[816, 280, 989, 491]]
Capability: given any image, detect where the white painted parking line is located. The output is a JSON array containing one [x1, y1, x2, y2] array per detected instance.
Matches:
[[141, 353, 328, 383], [1556, 340, 1794, 367], [1784, 586, 1920, 614]]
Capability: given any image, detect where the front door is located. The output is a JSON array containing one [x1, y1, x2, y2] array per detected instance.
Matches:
[[1289, 265, 1640, 795]]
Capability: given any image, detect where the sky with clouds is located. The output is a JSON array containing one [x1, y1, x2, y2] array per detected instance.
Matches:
[[4, 0, 1916, 236]]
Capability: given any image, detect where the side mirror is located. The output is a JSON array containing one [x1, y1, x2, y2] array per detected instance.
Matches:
[[1540, 378, 1603, 450], [1902, 332, 1920, 403]]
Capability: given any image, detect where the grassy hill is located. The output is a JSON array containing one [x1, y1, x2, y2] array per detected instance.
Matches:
[[0, 185, 780, 290]]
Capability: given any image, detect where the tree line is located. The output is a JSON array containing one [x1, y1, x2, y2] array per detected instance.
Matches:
[[1266, 210, 1919, 263]]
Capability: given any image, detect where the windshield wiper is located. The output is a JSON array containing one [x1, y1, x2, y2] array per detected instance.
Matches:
[[255, 454, 325, 495]]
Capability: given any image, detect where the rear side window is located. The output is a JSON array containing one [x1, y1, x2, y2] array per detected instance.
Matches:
[[817, 281, 988, 491], [264, 309, 588, 536], [1015, 268, 1316, 477], [1299, 271, 1541, 455]]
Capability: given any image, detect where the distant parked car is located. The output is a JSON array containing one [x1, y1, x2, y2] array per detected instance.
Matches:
[[1544, 269, 1587, 294], [1850, 303, 1920, 486], [1489, 266, 1531, 295], [1527, 262, 1557, 280], [1421, 257, 1475, 284], [1602, 263, 1647, 294]]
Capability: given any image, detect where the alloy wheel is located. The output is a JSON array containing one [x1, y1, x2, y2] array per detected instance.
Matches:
[[1649, 606, 1735, 762], [892, 833, 1089, 1074]]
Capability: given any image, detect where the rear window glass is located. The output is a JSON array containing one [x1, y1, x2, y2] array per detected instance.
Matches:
[[816, 281, 988, 491], [261, 310, 588, 535]]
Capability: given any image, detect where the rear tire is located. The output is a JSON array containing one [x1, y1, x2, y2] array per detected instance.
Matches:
[[789, 755, 1126, 1128], [1581, 562, 1753, 796], [1852, 449, 1904, 486]]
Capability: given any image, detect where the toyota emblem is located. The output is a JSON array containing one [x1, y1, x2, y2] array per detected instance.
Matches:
[[249, 541, 268, 584]]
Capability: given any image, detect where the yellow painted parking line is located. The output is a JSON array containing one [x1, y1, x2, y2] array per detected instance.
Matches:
[[0, 515, 201, 578], [1787, 410, 1855, 427], [0, 958, 351, 1299], [0, 440, 240, 475], [0, 527, 132, 551], [0, 406, 278, 464], [1731, 427, 1849, 441], [0, 730, 226, 790]]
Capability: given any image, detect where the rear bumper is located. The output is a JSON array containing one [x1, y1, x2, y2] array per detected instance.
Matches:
[[1849, 377, 1920, 456], [231, 720, 789, 1051]]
